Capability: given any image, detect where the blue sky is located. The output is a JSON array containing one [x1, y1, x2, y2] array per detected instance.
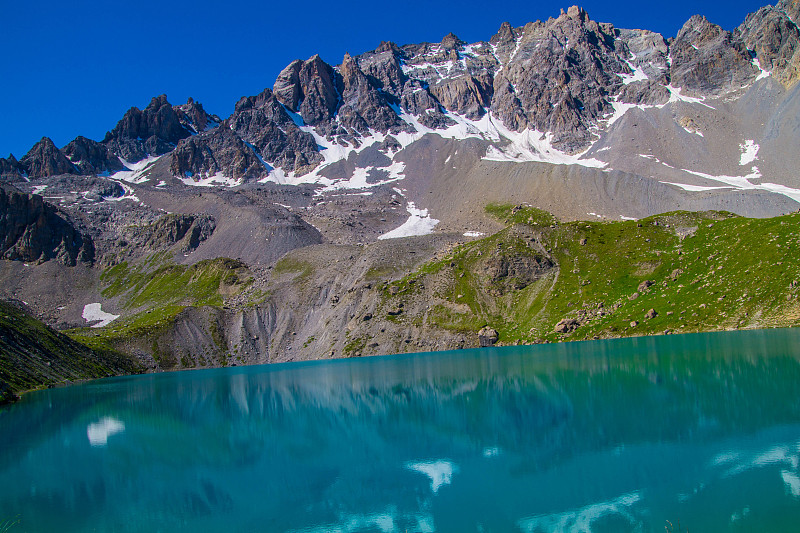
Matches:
[[1, 0, 770, 158]]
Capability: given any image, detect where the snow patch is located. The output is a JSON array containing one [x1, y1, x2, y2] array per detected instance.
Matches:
[[753, 57, 771, 81], [620, 215, 637, 221], [82, 303, 119, 328], [463, 231, 484, 237], [682, 125, 704, 137], [103, 180, 140, 203], [111, 155, 161, 184], [666, 85, 714, 108], [322, 161, 407, 193], [740, 140, 759, 166], [782, 470, 800, 497], [179, 173, 242, 188], [483, 118, 606, 168], [379, 201, 439, 240], [661, 182, 734, 192], [618, 57, 649, 85], [31, 185, 48, 195], [665, 165, 800, 203], [87, 417, 125, 447]]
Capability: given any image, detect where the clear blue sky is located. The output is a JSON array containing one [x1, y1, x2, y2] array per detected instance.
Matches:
[[0, 0, 770, 158]]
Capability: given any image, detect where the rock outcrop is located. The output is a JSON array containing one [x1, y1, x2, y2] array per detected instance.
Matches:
[[103, 95, 197, 162], [19, 137, 77, 178], [124, 213, 215, 253], [0, 187, 94, 265], [669, 15, 757, 96], [62, 136, 124, 175], [170, 126, 266, 182], [737, 0, 800, 87], [229, 88, 323, 175], [490, 8, 626, 151], [0, 154, 24, 179]]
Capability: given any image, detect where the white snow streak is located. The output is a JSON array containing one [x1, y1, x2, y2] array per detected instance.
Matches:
[[378, 201, 439, 240]]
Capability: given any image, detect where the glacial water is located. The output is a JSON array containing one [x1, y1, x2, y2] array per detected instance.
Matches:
[[2, 329, 800, 532]]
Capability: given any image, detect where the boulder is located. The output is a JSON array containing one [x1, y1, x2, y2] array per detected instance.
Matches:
[[478, 326, 499, 346], [554, 318, 579, 333], [638, 280, 654, 292]]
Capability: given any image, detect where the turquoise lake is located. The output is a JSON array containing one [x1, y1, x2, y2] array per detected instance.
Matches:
[[3, 329, 800, 532]]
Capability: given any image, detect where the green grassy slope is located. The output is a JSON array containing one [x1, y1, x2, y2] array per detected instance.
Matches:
[[379, 205, 800, 345], [67, 256, 252, 354], [0, 300, 141, 404]]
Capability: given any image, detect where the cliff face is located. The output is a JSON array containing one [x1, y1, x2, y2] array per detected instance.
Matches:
[[0, 188, 94, 266]]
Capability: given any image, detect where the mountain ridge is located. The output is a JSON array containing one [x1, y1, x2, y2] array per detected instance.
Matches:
[[2, 1, 799, 186]]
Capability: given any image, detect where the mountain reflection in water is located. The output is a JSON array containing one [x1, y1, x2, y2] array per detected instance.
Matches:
[[2, 329, 800, 532]]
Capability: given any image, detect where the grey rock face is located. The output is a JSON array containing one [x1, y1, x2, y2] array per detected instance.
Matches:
[[125, 213, 215, 253], [357, 42, 406, 99], [337, 53, 411, 136], [0, 154, 24, 178], [618, 29, 670, 83], [400, 80, 456, 129], [478, 326, 498, 346], [20, 137, 77, 178], [617, 80, 671, 105], [429, 74, 492, 119], [62, 136, 124, 175], [0, 187, 94, 265], [229, 88, 323, 174], [298, 55, 340, 130], [170, 126, 266, 182], [669, 15, 757, 96], [273, 60, 303, 111], [738, 3, 800, 87], [490, 7, 626, 152], [103, 94, 195, 162]]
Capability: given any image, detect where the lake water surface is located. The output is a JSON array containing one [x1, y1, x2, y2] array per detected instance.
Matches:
[[2, 329, 800, 532]]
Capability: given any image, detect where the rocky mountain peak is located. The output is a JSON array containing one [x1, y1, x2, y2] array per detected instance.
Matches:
[[273, 59, 304, 111], [62, 136, 123, 175], [490, 21, 518, 45], [20, 137, 77, 178], [176, 97, 220, 134], [560, 5, 588, 22], [298, 55, 340, 128], [440, 32, 465, 50], [376, 41, 401, 54], [103, 94, 194, 162], [671, 14, 757, 95], [0, 154, 23, 178]]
